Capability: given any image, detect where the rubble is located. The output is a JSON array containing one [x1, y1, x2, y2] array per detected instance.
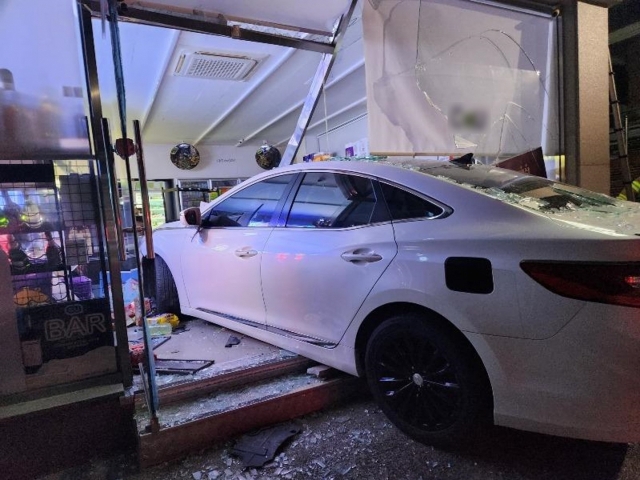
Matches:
[[39, 397, 639, 480]]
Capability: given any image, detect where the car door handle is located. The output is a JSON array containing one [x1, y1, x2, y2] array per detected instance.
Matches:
[[341, 250, 382, 263], [235, 248, 258, 258]]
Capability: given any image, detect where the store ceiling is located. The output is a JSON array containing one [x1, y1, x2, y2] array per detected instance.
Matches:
[[92, 0, 363, 149]]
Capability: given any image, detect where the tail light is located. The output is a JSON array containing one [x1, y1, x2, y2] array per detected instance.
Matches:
[[520, 261, 640, 308]]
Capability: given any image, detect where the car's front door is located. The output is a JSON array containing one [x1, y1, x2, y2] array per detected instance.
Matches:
[[181, 173, 295, 325], [261, 171, 397, 346]]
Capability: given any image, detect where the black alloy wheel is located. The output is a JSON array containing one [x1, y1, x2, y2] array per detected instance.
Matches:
[[365, 314, 491, 447]]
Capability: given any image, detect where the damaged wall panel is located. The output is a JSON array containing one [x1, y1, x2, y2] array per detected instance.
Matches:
[[363, 0, 560, 162]]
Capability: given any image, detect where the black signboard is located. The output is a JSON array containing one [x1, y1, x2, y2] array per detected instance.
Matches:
[[20, 298, 113, 362]]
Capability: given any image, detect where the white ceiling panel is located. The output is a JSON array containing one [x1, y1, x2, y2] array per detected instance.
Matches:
[[307, 66, 367, 126], [198, 24, 364, 146], [140, 30, 292, 143], [227, 64, 367, 149], [199, 48, 322, 145], [265, 64, 367, 146]]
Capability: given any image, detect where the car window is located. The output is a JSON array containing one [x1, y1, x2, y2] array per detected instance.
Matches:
[[204, 174, 294, 227], [286, 172, 387, 228], [380, 182, 445, 220]]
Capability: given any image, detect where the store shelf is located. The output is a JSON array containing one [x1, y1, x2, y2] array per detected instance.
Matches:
[[10, 262, 64, 276], [0, 221, 64, 236]]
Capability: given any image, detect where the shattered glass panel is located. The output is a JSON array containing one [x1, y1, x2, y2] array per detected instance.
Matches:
[[415, 0, 560, 160], [404, 159, 640, 237], [364, 0, 560, 164]]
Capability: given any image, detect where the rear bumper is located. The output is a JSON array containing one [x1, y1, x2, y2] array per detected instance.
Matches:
[[468, 303, 640, 443]]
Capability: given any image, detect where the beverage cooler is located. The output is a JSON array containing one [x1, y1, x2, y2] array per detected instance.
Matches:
[[132, 180, 175, 229], [177, 178, 243, 211], [115, 180, 175, 264]]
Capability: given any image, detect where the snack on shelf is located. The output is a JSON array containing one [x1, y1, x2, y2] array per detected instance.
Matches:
[[14, 287, 49, 307]]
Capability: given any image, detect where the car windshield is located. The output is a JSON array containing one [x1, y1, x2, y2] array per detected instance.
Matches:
[[411, 162, 618, 212]]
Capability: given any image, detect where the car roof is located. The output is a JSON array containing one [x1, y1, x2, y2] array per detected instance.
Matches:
[[247, 159, 533, 218], [253, 159, 499, 204], [258, 159, 452, 187]]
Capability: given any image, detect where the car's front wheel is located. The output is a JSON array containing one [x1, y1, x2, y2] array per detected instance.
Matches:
[[154, 255, 180, 316], [364, 314, 491, 448]]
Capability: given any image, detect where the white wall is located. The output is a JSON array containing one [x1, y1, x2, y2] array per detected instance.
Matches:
[[118, 143, 266, 180]]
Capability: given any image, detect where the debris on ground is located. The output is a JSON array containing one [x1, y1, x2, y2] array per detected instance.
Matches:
[[129, 336, 169, 368], [153, 359, 214, 374], [231, 422, 302, 467], [225, 335, 241, 348], [37, 397, 640, 480], [306, 365, 335, 379]]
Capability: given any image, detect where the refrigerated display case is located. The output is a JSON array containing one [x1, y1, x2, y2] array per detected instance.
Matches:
[[177, 179, 211, 210], [117, 180, 176, 263], [132, 180, 174, 229], [176, 178, 245, 211]]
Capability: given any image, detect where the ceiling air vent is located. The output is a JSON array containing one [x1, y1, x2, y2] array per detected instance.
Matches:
[[174, 52, 259, 81]]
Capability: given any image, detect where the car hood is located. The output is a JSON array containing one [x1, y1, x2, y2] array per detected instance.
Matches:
[[154, 220, 185, 231]]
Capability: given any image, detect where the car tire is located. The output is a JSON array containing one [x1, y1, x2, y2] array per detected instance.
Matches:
[[364, 314, 491, 448], [154, 255, 180, 316]]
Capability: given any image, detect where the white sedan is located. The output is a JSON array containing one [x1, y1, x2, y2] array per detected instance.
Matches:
[[146, 158, 640, 447]]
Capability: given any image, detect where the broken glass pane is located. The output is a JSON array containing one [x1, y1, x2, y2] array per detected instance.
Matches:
[[364, 0, 560, 166], [415, 0, 560, 161]]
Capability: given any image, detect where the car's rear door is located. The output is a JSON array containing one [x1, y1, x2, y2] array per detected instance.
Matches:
[[180, 173, 296, 325], [261, 171, 397, 346]]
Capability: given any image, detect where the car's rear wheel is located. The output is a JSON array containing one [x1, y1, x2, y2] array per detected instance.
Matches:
[[154, 255, 180, 316], [364, 314, 491, 448]]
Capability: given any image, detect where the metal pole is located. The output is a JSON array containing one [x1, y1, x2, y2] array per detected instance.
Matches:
[[133, 120, 160, 411], [121, 133, 160, 431], [102, 118, 126, 260], [77, 1, 132, 386], [133, 120, 154, 259], [104, 0, 160, 427], [279, 0, 358, 166]]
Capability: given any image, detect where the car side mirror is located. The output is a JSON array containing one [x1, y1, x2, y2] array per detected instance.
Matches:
[[182, 207, 202, 226]]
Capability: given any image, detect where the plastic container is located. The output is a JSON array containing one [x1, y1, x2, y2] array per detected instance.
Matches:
[[147, 322, 172, 337], [148, 313, 179, 328]]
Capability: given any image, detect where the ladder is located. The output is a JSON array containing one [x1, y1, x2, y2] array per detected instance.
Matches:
[[609, 53, 635, 201]]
